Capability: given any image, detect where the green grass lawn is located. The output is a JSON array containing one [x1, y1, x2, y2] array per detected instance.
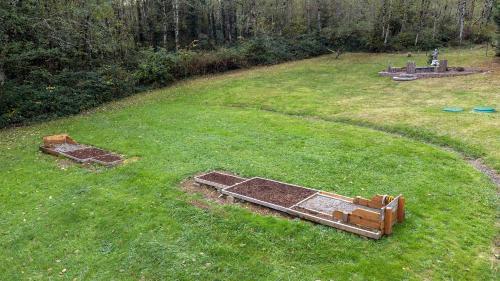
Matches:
[[184, 47, 500, 171], [0, 47, 498, 280]]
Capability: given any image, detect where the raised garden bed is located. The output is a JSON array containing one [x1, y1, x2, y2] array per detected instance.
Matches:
[[194, 171, 247, 190], [40, 134, 123, 166], [91, 154, 123, 165], [195, 171, 405, 239], [224, 178, 316, 208], [65, 148, 108, 160]]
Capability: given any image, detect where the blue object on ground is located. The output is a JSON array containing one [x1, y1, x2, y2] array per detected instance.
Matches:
[[473, 107, 496, 113], [443, 107, 464, 112]]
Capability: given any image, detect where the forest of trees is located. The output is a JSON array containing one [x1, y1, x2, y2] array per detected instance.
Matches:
[[0, 0, 498, 127]]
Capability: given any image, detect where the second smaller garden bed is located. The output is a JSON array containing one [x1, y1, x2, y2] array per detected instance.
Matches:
[[195, 172, 247, 190], [40, 134, 123, 166]]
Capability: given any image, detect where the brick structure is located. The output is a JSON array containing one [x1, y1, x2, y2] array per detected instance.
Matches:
[[406, 62, 416, 74], [436, 60, 448, 73]]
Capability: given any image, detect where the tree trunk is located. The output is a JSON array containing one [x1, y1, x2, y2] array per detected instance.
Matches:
[[400, 0, 408, 32], [83, 13, 92, 64], [465, 0, 476, 39], [479, 0, 494, 30], [432, 3, 442, 40], [316, 0, 322, 33], [0, 66, 5, 86], [306, 0, 311, 33], [414, 0, 429, 46], [162, 0, 168, 47], [381, 0, 387, 38], [250, 0, 257, 36], [383, 1, 391, 46], [211, 6, 217, 40], [432, 17, 437, 40], [229, 1, 236, 41], [458, 0, 466, 44], [136, 0, 146, 43], [173, 0, 180, 50]]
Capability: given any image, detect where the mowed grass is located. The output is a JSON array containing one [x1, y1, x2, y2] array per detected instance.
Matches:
[[0, 48, 498, 280], [181, 46, 500, 171]]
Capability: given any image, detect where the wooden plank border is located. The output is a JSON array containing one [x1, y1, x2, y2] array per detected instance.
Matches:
[[194, 172, 248, 190], [90, 155, 123, 166], [221, 185, 383, 239], [41, 144, 123, 166], [194, 173, 402, 239]]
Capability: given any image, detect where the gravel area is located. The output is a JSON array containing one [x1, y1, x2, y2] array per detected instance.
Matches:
[[298, 194, 382, 215], [292, 206, 333, 220], [51, 143, 87, 153]]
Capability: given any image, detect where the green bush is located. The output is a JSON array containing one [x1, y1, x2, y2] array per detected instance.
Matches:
[[178, 48, 244, 76], [240, 37, 290, 65], [0, 36, 336, 128], [291, 35, 329, 58], [0, 68, 135, 127], [322, 26, 370, 52], [98, 65, 137, 99], [391, 32, 417, 51], [135, 48, 176, 87]]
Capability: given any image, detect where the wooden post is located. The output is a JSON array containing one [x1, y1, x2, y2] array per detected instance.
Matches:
[[43, 134, 77, 146], [397, 196, 405, 223], [384, 207, 393, 235], [353, 196, 370, 207], [332, 211, 348, 223]]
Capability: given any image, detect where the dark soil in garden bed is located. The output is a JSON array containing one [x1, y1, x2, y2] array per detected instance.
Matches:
[[65, 148, 108, 160], [93, 154, 122, 163], [198, 172, 246, 187], [181, 178, 294, 219], [225, 178, 316, 208]]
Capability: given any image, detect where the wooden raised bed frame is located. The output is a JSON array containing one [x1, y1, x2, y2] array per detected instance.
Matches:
[[40, 134, 123, 166], [194, 172, 405, 239]]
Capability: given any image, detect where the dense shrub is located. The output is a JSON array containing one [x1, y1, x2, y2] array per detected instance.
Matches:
[[322, 25, 371, 52], [175, 48, 244, 77], [291, 34, 330, 57], [0, 35, 333, 128], [135, 48, 176, 87], [0, 68, 135, 127], [240, 37, 287, 65], [390, 32, 417, 51]]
